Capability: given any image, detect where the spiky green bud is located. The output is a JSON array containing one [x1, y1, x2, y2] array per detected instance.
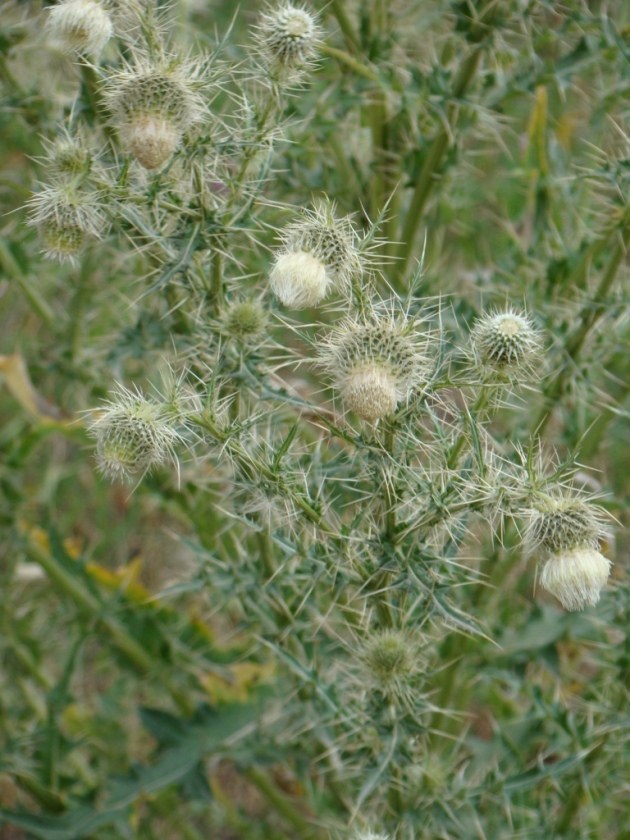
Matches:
[[27, 185, 104, 263], [360, 630, 415, 691], [471, 308, 542, 378], [88, 385, 184, 481], [224, 300, 268, 339], [258, 3, 320, 80]]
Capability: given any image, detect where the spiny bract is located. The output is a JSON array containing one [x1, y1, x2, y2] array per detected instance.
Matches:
[[471, 308, 542, 376], [258, 3, 320, 69], [269, 201, 362, 308], [527, 497, 604, 555]]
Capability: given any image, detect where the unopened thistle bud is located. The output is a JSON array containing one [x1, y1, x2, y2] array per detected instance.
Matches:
[[47, 0, 113, 57], [48, 132, 93, 178], [88, 385, 184, 481], [104, 56, 207, 169], [270, 201, 362, 308], [359, 630, 417, 696], [27, 185, 104, 263], [258, 3, 320, 80], [471, 308, 542, 378], [223, 299, 268, 340], [526, 497, 611, 610], [319, 313, 433, 421]]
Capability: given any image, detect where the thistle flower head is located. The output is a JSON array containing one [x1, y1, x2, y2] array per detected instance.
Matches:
[[104, 54, 208, 169], [471, 308, 542, 379], [88, 384, 184, 481], [27, 184, 104, 263], [539, 547, 611, 611], [270, 201, 362, 308], [319, 311, 434, 421], [257, 3, 321, 81], [47, 0, 113, 57], [526, 496, 612, 610]]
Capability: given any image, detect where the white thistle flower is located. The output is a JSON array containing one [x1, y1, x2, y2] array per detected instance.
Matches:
[[269, 201, 362, 309], [270, 251, 328, 308], [47, 0, 113, 57], [319, 312, 434, 421], [471, 308, 542, 378], [104, 54, 208, 169], [88, 384, 184, 481], [539, 547, 611, 611], [27, 185, 105, 263], [526, 496, 612, 610]]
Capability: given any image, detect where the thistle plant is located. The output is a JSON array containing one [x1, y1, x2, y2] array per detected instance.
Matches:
[[2, 1, 630, 839]]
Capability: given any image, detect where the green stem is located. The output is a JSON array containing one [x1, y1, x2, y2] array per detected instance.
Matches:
[[69, 252, 93, 363], [330, 0, 361, 52], [394, 45, 484, 283], [534, 212, 630, 435], [319, 44, 383, 85], [447, 389, 489, 470], [257, 529, 276, 579], [0, 239, 56, 328], [368, 88, 389, 221], [209, 246, 224, 306]]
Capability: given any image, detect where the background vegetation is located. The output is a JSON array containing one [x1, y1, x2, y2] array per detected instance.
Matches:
[[0, 1, 629, 838]]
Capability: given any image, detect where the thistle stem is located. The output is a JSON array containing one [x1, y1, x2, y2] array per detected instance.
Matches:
[[393, 45, 484, 284], [244, 766, 321, 839], [534, 211, 630, 435]]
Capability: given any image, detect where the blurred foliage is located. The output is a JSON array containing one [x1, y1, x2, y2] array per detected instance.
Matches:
[[1, 1, 630, 839]]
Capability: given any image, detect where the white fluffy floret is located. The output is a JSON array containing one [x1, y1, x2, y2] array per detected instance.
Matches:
[[269, 250, 328, 308], [539, 547, 611, 611], [341, 365, 397, 422], [47, 0, 113, 57]]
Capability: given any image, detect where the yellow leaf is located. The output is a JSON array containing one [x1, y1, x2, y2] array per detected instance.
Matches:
[[86, 557, 151, 601], [0, 353, 62, 422], [199, 661, 275, 705]]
